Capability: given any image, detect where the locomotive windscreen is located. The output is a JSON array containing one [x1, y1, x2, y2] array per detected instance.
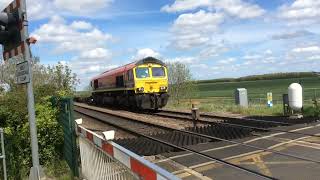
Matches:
[[152, 67, 165, 77]]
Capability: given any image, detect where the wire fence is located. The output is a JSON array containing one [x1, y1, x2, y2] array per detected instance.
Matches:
[[183, 88, 320, 107]]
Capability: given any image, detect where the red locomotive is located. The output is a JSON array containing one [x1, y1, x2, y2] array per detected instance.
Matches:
[[90, 57, 169, 109]]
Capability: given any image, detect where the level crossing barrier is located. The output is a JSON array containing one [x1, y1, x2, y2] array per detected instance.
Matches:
[[75, 119, 180, 180]]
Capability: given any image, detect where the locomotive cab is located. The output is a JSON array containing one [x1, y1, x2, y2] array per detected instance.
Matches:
[[134, 63, 168, 94]]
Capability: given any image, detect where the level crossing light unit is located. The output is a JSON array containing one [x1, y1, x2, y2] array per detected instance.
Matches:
[[0, 11, 22, 54]]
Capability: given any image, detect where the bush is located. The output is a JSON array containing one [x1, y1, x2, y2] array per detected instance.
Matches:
[[0, 59, 78, 179], [1, 96, 64, 179], [303, 106, 320, 117]]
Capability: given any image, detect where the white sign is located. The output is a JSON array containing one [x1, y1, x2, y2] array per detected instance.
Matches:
[[16, 61, 30, 84]]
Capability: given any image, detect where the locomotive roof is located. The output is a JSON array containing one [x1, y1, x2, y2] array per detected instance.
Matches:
[[92, 57, 165, 80], [135, 57, 166, 66]]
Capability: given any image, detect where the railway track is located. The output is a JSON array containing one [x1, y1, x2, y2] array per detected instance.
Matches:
[[152, 109, 320, 138], [74, 103, 320, 180]]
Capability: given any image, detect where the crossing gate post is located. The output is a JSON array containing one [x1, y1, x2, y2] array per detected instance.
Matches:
[[75, 122, 180, 180], [53, 97, 79, 177]]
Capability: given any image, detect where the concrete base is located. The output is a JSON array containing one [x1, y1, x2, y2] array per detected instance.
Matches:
[[289, 114, 303, 119], [29, 166, 45, 180]]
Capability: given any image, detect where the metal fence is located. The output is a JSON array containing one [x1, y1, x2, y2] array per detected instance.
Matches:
[[76, 122, 180, 180], [51, 97, 79, 177]]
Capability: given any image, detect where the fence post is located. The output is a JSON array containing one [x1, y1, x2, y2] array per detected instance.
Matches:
[[0, 128, 7, 180]]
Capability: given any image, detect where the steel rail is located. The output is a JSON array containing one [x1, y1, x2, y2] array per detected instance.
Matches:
[[153, 110, 320, 138], [74, 107, 276, 180], [75, 105, 320, 165]]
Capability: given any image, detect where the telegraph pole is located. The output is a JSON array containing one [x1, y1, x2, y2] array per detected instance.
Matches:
[[20, 0, 42, 179]]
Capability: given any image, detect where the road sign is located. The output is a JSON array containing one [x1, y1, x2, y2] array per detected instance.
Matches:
[[16, 60, 29, 84]]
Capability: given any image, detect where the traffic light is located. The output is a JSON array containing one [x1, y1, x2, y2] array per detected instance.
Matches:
[[0, 11, 21, 52]]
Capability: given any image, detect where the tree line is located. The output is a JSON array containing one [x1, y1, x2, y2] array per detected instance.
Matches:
[[197, 72, 318, 84]]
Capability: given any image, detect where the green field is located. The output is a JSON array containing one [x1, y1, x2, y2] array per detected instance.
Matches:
[[196, 77, 320, 103], [167, 77, 320, 115]]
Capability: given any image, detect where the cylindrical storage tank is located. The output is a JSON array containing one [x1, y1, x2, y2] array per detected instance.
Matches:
[[288, 83, 303, 111]]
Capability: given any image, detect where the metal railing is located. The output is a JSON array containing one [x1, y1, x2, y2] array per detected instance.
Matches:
[[75, 120, 179, 180]]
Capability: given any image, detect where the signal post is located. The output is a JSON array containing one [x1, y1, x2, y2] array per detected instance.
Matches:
[[0, 0, 42, 179]]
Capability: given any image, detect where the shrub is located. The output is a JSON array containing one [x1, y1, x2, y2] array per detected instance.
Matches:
[[1, 97, 64, 179], [303, 106, 320, 117]]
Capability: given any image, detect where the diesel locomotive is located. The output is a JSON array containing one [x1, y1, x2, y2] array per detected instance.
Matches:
[[90, 57, 169, 109]]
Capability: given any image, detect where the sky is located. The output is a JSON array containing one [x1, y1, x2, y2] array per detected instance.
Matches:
[[1, 0, 320, 89]]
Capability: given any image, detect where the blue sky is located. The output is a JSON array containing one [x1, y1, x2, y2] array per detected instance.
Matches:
[[1, 0, 320, 89]]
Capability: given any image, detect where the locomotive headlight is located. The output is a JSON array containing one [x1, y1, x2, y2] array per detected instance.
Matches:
[[160, 86, 167, 91], [137, 87, 144, 92]]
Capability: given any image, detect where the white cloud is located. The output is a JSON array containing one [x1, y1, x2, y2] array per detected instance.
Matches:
[[32, 16, 112, 53], [243, 54, 262, 60], [161, 0, 210, 12], [71, 21, 93, 30], [170, 10, 224, 49], [278, 0, 320, 25], [308, 55, 320, 60], [162, 0, 265, 19], [190, 63, 209, 69], [264, 49, 273, 55], [271, 30, 314, 40], [79, 48, 112, 59], [30, 16, 114, 89], [218, 58, 236, 64], [133, 48, 161, 60], [164, 1, 264, 52], [1, 0, 114, 20], [53, 0, 113, 14], [165, 57, 196, 64], [199, 42, 229, 58], [70, 48, 115, 89], [292, 46, 320, 53]]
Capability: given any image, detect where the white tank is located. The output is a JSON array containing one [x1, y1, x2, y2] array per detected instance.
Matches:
[[288, 83, 303, 111]]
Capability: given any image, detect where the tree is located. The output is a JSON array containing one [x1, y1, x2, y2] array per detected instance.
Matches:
[[167, 62, 197, 104], [0, 57, 79, 97]]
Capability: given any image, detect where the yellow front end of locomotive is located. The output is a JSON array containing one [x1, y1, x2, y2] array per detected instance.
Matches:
[[133, 63, 168, 94]]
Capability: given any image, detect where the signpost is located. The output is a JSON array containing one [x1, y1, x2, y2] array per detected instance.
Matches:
[[0, 0, 42, 179]]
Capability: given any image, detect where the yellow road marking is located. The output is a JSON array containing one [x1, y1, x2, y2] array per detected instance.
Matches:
[[252, 156, 272, 177]]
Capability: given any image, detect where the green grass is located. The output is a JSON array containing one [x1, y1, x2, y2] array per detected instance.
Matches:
[[166, 99, 284, 116], [44, 160, 74, 180], [169, 77, 320, 116]]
